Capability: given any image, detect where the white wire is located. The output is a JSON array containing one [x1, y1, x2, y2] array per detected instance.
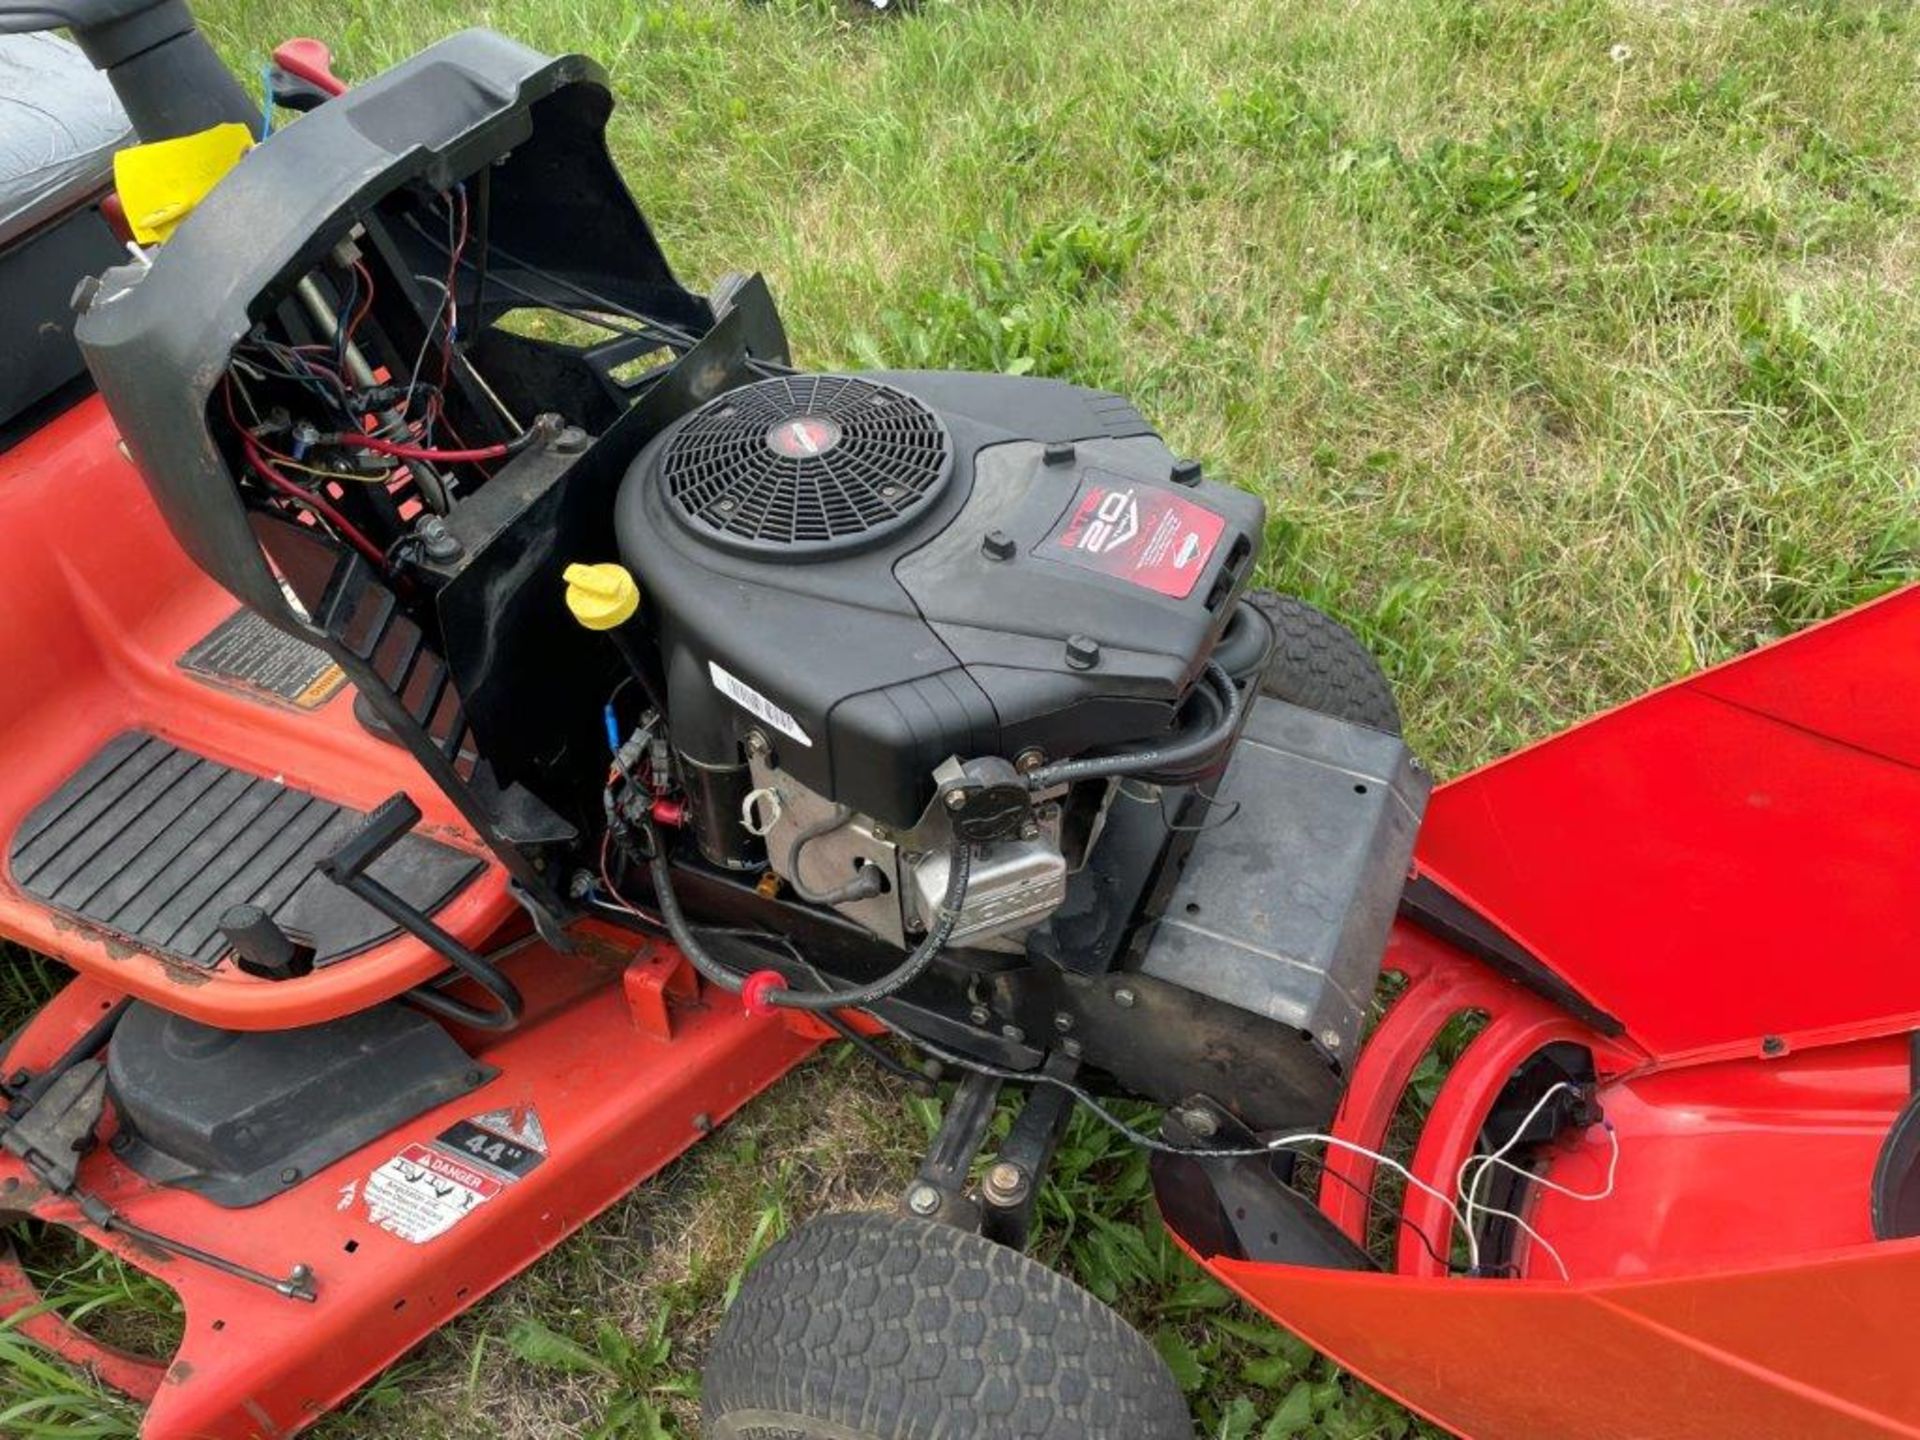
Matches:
[[1276, 1133, 1480, 1275], [1465, 1122, 1620, 1207], [885, 1029, 1484, 1273], [1455, 1079, 1622, 1282], [1456, 1080, 1576, 1235], [1468, 1200, 1572, 1281]]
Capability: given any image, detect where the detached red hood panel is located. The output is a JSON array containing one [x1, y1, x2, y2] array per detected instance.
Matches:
[[1415, 583, 1920, 1064]]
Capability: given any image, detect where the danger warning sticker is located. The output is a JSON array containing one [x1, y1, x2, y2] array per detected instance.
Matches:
[[364, 1142, 502, 1244], [363, 1105, 548, 1244], [1042, 472, 1227, 599]]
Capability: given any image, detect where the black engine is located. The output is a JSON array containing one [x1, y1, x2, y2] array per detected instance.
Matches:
[[617, 370, 1264, 864]]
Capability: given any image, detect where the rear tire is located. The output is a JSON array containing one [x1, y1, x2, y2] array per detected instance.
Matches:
[[702, 1210, 1192, 1440], [1249, 591, 1402, 735]]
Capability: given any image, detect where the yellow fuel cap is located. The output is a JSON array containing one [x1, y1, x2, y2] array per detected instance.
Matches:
[[113, 122, 254, 244], [563, 562, 640, 631]]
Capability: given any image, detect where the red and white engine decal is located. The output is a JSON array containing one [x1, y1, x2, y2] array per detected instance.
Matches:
[[1044, 473, 1226, 599]]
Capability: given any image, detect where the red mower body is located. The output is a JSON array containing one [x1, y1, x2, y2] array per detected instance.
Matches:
[[1, 17, 1915, 1439], [1167, 582, 1920, 1439]]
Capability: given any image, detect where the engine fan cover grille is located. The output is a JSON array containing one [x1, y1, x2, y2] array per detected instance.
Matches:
[[660, 375, 954, 557]]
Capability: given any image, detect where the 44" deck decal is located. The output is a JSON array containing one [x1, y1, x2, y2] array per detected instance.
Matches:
[[363, 1105, 548, 1244]]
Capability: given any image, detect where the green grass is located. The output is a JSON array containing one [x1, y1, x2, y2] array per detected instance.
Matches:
[[7, 0, 1920, 1433]]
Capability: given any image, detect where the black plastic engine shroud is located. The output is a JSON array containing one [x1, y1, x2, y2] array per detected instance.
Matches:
[[615, 370, 1266, 828]]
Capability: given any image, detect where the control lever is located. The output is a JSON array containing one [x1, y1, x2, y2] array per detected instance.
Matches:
[[318, 795, 525, 1030]]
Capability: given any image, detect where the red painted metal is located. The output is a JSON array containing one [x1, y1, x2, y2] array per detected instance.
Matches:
[[1169, 582, 1920, 1439], [0, 1244, 168, 1402], [0, 397, 517, 1029], [620, 937, 697, 1041], [0, 925, 818, 1439], [1417, 583, 1920, 1064]]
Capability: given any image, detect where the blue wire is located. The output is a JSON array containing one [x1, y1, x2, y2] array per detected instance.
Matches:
[[604, 705, 622, 755], [258, 62, 275, 142]]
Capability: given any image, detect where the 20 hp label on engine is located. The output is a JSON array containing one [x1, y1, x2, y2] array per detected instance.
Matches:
[[1043, 471, 1227, 599]]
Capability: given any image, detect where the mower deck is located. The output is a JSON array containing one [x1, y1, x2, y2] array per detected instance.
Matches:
[[0, 925, 820, 1438]]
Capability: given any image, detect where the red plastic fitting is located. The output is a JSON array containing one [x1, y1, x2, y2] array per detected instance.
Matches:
[[649, 796, 687, 828], [739, 969, 788, 1017], [272, 38, 347, 97]]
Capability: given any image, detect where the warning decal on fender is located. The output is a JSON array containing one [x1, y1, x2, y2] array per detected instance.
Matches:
[[1041, 471, 1227, 599], [364, 1105, 548, 1244]]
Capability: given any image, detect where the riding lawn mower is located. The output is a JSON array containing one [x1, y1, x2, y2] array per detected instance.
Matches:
[[0, 5, 1917, 1438]]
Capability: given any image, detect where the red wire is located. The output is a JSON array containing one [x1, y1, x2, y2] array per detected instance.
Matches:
[[244, 437, 388, 566], [332, 432, 511, 463], [344, 259, 375, 347], [223, 377, 388, 566]]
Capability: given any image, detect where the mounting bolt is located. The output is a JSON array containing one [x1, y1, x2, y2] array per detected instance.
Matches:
[[1113, 987, 1137, 1009], [982, 1161, 1030, 1207], [746, 731, 771, 756], [1761, 1035, 1786, 1057], [416, 516, 462, 563], [552, 425, 589, 454], [1015, 748, 1046, 774], [906, 1182, 943, 1217], [1060, 1037, 1083, 1059], [692, 1112, 714, 1134], [1064, 634, 1101, 670], [279, 1166, 302, 1185], [1319, 1028, 1342, 1052], [1020, 821, 1041, 840], [1173, 1105, 1219, 1139], [1052, 1011, 1075, 1034], [981, 529, 1017, 561], [465, 1068, 487, 1087], [1000, 1023, 1026, 1044], [1042, 441, 1076, 466], [968, 1004, 992, 1027], [1169, 456, 1203, 487], [569, 868, 597, 900], [945, 787, 970, 811]]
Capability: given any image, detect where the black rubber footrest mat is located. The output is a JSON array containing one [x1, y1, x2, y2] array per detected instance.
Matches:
[[8, 732, 483, 968]]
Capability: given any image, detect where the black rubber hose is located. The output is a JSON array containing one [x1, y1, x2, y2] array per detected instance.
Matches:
[[646, 824, 972, 1013], [787, 805, 887, 906], [1024, 661, 1245, 790]]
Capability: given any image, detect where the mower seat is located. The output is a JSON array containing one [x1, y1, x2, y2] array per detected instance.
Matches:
[[0, 33, 129, 247], [0, 33, 131, 447]]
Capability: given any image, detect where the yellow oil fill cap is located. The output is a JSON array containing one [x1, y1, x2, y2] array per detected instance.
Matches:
[[563, 562, 640, 631]]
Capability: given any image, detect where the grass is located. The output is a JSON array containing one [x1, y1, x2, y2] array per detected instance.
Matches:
[[6, 0, 1920, 1433]]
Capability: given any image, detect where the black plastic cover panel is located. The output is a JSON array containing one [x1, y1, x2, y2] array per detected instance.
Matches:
[[108, 1000, 489, 1207], [8, 731, 481, 967]]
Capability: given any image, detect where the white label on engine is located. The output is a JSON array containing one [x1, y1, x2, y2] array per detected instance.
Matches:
[[710, 662, 812, 747]]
